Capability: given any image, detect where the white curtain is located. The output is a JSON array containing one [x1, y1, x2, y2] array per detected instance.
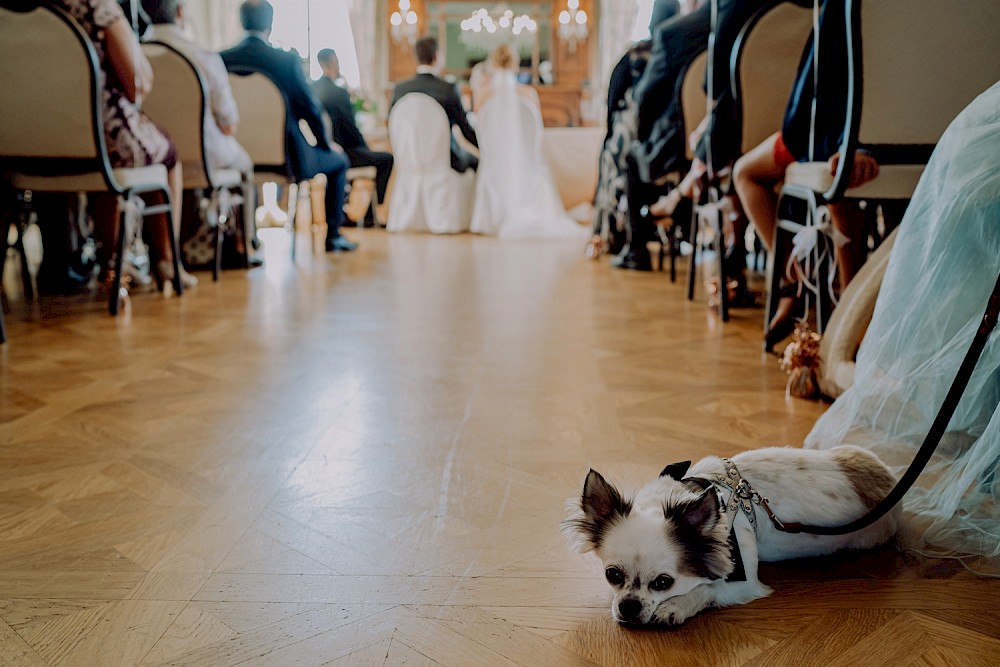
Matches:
[[596, 0, 641, 128], [347, 0, 378, 104], [184, 0, 243, 50]]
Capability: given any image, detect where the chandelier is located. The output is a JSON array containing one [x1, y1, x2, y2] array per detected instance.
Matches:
[[459, 6, 537, 55], [557, 0, 588, 53], [390, 0, 419, 46]]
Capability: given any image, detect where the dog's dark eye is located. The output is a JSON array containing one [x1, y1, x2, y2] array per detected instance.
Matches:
[[605, 567, 625, 587], [650, 574, 674, 592]]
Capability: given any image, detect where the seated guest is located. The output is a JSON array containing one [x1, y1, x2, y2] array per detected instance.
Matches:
[[141, 0, 261, 264], [314, 48, 393, 221], [221, 0, 356, 252], [636, 0, 816, 263], [53, 0, 196, 288], [612, 0, 702, 270], [391, 36, 479, 174], [732, 0, 878, 348]]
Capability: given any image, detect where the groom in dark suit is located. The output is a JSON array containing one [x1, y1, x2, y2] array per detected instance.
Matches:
[[390, 37, 479, 173], [220, 0, 356, 252]]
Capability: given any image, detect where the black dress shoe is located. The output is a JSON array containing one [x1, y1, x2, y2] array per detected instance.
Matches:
[[247, 256, 264, 269], [325, 235, 358, 252], [610, 245, 653, 271]]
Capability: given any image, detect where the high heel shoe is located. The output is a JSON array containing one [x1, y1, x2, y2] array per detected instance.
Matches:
[[764, 284, 802, 352], [157, 260, 199, 289]]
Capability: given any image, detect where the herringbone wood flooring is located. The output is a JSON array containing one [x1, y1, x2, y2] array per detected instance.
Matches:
[[1, 230, 998, 666]]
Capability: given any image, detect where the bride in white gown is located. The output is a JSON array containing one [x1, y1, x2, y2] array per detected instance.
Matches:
[[470, 44, 588, 239]]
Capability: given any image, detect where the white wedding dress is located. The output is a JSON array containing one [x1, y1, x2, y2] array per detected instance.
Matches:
[[805, 82, 1000, 564], [470, 71, 587, 239]]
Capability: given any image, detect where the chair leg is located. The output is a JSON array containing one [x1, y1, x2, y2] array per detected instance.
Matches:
[[109, 206, 128, 316], [713, 206, 729, 322], [815, 233, 833, 334], [668, 227, 677, 283], [0, 222, 8, 343], [213, 214, 223, 283], [13, 217, 34, 303], [164, 194, 183, 297], [686, 205, 699, 301], [287, 182, 299, 262]]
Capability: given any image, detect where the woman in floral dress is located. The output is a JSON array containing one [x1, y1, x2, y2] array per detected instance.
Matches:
[[57, 0, 196, 287]]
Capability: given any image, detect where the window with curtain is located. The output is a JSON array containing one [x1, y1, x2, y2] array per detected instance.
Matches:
[[269, 0, 361, 87], [630, 0, 657, 41]]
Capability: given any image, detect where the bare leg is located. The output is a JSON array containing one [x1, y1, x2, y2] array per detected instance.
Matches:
[[829, 201, 866, 290], [153, 163, 197, 287], [826, 151, 880, 290], [733, 134, 797, 344], [732, 133, 784, 252]]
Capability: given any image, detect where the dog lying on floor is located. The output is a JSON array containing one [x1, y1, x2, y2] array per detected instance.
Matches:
[[563, 446, 900, 626]]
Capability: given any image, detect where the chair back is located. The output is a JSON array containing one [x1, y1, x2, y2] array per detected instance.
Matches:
[[822, 0, 1000, 199], [733, 2, 814, 154], [388, 93, 453, 172], [857, 0, 1000, 148], [681, 50, 708, 161], [141, 41, 211, 188], [228, 72, 287, 173], [0, 3, 115, 188]]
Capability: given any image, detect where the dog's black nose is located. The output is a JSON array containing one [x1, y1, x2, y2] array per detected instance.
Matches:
[[617, 599, 642, 621]]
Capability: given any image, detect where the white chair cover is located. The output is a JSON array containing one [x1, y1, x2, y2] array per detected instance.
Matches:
[[387, 94, 474, 234]]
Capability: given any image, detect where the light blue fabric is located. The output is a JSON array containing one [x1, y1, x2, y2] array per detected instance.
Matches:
[[805, 81, 1000, 561]]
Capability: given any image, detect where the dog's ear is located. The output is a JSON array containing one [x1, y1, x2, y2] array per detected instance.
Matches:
[[659, 460, 691, 480], [673, 487, 720, 535], [563, 469, 633, 551]]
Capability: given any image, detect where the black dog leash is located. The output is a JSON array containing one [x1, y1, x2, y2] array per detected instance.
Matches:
[[760, 270, 1000, 535]]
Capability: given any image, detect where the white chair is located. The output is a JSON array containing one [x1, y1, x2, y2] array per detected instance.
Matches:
[[142, 41, 250, 281], [0, 3, 182, 341], [387, 93, 474, 234], [227, 72, 309, 259], [688, 1, 813, 320], [768, 0, 1000, 336]]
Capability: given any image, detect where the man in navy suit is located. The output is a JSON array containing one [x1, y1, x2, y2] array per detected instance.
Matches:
[[390, 37, 478, 173], [221, 0, 356, 252], [314, 49, 393, 223]]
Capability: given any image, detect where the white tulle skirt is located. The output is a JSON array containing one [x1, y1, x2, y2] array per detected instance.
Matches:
[[470, 73, 588, 240], [804, 82, 1000, 565]]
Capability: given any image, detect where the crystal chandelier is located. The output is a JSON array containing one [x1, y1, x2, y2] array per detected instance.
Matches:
[[390, 0, 419, 46], [459, 5, 537, 55], [557, 0, 588, 53]]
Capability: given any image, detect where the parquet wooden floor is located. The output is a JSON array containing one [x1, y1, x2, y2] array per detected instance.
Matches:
[[1, 230, 998, 666]]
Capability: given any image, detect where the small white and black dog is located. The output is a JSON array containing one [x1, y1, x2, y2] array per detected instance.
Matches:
[[564, 446, 900, 626]]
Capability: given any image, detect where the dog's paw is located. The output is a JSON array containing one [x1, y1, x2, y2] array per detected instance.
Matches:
[[650, 599, 696, 627]]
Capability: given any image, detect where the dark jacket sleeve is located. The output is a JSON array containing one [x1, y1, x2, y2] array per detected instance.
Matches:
[[605, 53, 632, 140], [281, 53, 330, 150], [443, 83, 478, 148], [634, 6, 711, 141], [333, 85, 367, 150]]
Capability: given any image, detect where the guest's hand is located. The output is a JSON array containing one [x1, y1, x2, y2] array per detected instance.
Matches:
[[829, 151, 880, 189]]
